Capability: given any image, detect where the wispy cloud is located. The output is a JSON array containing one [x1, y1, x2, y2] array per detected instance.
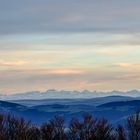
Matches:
[[111, 63, 140, 69], [1, 0, 140, 35], [0, 60, 28, 67], [0, 0, 140, 93], [0, 68, 140, 93]]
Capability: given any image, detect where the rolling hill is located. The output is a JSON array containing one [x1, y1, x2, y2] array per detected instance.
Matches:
[[0, 95, 139, 125]]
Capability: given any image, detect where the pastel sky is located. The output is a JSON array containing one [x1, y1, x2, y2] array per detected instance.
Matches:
[[1, 0, 140, 93]]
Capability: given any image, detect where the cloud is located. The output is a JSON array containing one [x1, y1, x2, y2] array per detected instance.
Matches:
[[0, 0, 140, 93], [0, 0, 140, 35], [111, 63, 140, 69], [46, 69, 85, 75], [0, 68, 140, 93], [0, 60, 28, 67], [1, 32, 140, 52]]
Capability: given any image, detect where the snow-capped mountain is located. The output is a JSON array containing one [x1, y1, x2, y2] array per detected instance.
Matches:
[[0, 89, 140, 100]]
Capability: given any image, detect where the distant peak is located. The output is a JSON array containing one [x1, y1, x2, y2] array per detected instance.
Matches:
[[127, 89, 140, 93], [46, 89, 57, 92]]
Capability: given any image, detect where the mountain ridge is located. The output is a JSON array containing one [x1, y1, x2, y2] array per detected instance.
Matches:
[[0, 89, 140, 100]]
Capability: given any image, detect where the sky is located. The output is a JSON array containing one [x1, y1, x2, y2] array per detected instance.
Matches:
[[1, 0, 140, 94]]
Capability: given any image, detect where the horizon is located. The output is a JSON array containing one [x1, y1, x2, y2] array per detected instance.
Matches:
[[1, 1, 140, 94], [0, 88, 140, 94], [1, 89, 140, 98]]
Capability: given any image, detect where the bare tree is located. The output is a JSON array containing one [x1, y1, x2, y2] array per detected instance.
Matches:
[[116, 125, 126, 140], [27, 126, 41, 140], [49, 115, 66, 140], [1, 111, 140, 140], [94, 118, 115, 140], [41, 123, 54, 140], [127, 110, 140, 140]]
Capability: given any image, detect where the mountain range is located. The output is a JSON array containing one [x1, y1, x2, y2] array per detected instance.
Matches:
[[0, 94, 139, 126], [0, 89, 140, 100]]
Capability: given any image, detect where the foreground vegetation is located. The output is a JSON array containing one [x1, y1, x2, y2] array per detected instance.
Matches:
[[0, 111, 139, 140]]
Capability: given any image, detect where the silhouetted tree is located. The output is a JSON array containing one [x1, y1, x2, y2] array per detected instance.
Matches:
[[4, 114, 31, 140], [82, 113, 96, 140], [127, 110, 140, 140], [49, 115, 66, 140], [41, 115, 66, 140], [41, 123, 54, 140], [116, 125, 126, 140], [68, 117, 82, 140], [68, 113, 114, 140], [68, 113, 96, 140], [0, 114, 6, 140], [27, 126, 41, 140], [94, 118, 115, 140], [0, 110, 139, 140]]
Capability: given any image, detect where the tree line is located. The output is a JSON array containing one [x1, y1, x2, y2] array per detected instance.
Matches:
[[0, 111, 139, 140]]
